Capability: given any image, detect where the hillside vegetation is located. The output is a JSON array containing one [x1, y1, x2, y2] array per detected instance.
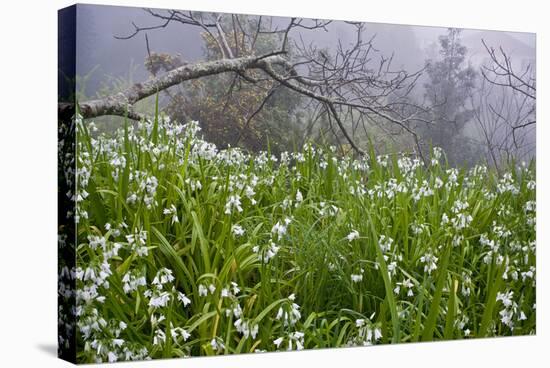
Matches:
[[72, 114, 536, 363]]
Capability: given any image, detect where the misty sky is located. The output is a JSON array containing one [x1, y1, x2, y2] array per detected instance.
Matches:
[[74, 4, 535, 97]]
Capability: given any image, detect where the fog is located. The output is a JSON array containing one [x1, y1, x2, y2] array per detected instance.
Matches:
[[72, 4, 536, 167], [76, 5, 534, 94]]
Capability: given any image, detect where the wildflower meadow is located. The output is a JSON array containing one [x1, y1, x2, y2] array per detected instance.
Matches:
[[66, 111, 536, 363]]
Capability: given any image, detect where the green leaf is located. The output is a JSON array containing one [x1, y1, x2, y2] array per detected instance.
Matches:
[[478, 260, 506, 336], [366, 213, 400, 343], [190, 211, 211, 273], [422, 244, 452, 341], [151, 226, 194, 294], [443, 278, 458, 339]]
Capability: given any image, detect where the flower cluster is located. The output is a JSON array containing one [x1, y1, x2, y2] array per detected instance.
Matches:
[[71, 114, 535, 362], [347, 315, 383, 346]]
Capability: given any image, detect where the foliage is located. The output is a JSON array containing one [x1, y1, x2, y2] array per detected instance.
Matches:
[[71, 111, 536, 363]]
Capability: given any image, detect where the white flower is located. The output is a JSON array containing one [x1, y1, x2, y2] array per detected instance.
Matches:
[[198, 284, 208, 297], [126, 229, 149, 257], [519, 311, 527, 320], [394, 278, 414, 296], [136, 246, 148, 257], [276, 295, 302, 326], [377, 155, 389, 167], [107, 351, 118, 363], [441, 213, 449, 225], [185, 178, 203, 191], [292, 333, 304, 350], [496, 290, 514, 308], [155, 268, 175, 286], [452, 234, 464, 247], [260, 241, 280, 263], [431, 147, 443, 164], [281, 198, 293, 210], [153, 329, 166, 346], [225, 195, 243, 215], [451, 213, 473, 230], [524, 201, 536, 213], [88, 235, 106, 251], [374, 328, 382, 341], [411, 223, 427, 235], [177, 292, 191, 307], [296, 190, 303, 203], [149, 292, 170, 308], [351, 274, 363, 283], [127, 193, 138, 205], [347, 230, 360, 242], [271, 221, 288, 240], [234, 318, 259, 340], [387, 261, 397, 277], [273, 337, 284, 348], [244, 185, 256, 205], [122, 272, 147, 294], [319, 202, 339, 217], [232, 224, 245, 237], [378, 235, 394, 253], [403, 279, 414, 297], [420, 252, 438, 275], [499, 309, 514, 328], [210, 338, 224, 352], [163, 204, 179, 224]]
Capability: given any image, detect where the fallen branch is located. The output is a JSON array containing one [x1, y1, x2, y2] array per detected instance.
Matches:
[[59, 53, 288, 120]]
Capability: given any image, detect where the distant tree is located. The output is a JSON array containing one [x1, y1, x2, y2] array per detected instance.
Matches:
[[422, 28, 480, 165]]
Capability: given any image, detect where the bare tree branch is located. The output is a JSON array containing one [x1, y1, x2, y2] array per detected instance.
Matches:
[[481, 39, 536, 100], [60, 54, 288, 120], [73, 11, 435, 156]]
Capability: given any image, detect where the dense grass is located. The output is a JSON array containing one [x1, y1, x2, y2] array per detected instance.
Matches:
[[73, 113, 535, 363]]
